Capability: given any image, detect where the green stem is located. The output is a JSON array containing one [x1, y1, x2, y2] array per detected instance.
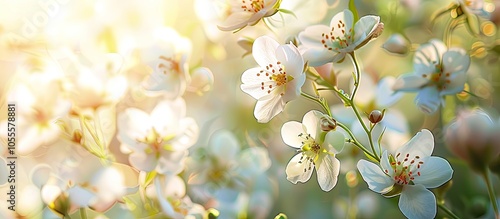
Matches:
[[482, 168, 499, 219], [79, 208, 88, 219], [301, 92, 332, 117], [337, 122, 378, 162], [438, 203, 460, 219], [346, 52, 378, 158]]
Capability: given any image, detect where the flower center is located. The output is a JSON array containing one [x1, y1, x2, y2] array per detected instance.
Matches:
[[320, 19, 354, 51], [385, 152, 424, 185], [241, 0, 265, 13], [158, 55, 181, 74], [296, 133, 322, 172], [256, 61, 293, 96], [138, 128, 175, 155], [421, 63, 452, 91]]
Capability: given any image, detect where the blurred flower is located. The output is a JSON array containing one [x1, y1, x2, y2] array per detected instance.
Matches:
[[357, 129, 453, 219], [281, 110, 345, 191], [149, 175, 206, 219], [393, 39, 470, 114], [186, 67, 215, 96], [217, 0, 281, 31], [187, 130, 270, 187], [382, 34, 410, 55], [64, 53, 128, 112], [298, 9, 384, 66], [459, 0, 491, 18], [240, 36, 305, 123], [1, 73, 70, 155], [445, 109, 500, 171], [118, 98, 199, 174], [140, 28, 192, 99]]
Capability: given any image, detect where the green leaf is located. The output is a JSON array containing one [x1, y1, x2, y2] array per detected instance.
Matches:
[[349, 0, 359, 22], [274, 213, 288, 219]]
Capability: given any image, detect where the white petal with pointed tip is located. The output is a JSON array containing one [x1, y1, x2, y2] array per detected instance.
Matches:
[[412, 156, 453, 188], [357, 159, 394, 193], [281, 121, 306, 148], [316, 155, 340, 191], [286, 153, 313, 183]]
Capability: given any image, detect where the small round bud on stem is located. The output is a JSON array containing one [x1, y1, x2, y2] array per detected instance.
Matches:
[[369, 110, 384, 124], [320, 116, 337, 132]]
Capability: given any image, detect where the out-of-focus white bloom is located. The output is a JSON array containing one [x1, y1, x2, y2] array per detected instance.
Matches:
[[460, 0, 490, 18], [217, 0, 282, 32], [187, 130, 271, 186], [240, 36, 305, 123], [357, 129, 453, 219], [148, 175, 206, 219], [118, 98, 198, 174], [393, 39, 470, 114], [382, 34, 410, 55], [445, 108, 500, 170], [299, 9, 383, 66], [186, 67, 215, 96], [281, 110, 345, 191], [1, 73, 71, 155], [139, 28, 192, 99], [64, 52, 128, 112]]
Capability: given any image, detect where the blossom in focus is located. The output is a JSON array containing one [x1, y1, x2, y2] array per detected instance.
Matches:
[[118, 98, 199, 174], [217, 0, 282, 32], [298, 9, 384, 66], [393, 39, 470, 114], [281, 110, 345, 191], [357, 129, 453, 219], [240, 36, 306, 123], [445, 108, 500, 170]]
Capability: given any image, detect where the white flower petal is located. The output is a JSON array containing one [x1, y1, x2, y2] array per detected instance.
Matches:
[[396, 129, 434, 160], [208, 130, 241, 160], [413, 156, 453, 188], [30, 164, 52, 188], [302, 110, 321, 138], [170, 117, 199, 151], [286, 153, 313, 184], [324, 130, 345, 153], [353, 15, 380, 47], [413, 39, 447, 76], [217, 12, 252, 31], [252, 36, 280, 68], [157, 150, 188, 175], [380, 151, 393, 177], [440, 48, 469, 95], [302, 47, 340, 66], [399, 184, 437, 219], [330, 10, 354, 37], [253, 94, 285, 123], [415, 86, 441, 114], [281, 71, 306, 103], [129, 152, 157, 172], [357, 159, 394, 193], [276, 44, 304, 78], [392, 74, 429, 92], [241, 67, 274, 100], [281, 121, 306, 148], [298, 25, 331, 48], [376, 76, 404, 108], [315, 155, 340, 191]]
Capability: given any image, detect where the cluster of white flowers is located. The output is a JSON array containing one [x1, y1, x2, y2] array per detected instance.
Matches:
[[1, 0, 499, 218]]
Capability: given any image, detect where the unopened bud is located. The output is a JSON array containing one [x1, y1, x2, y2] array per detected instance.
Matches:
[[320, 116, 337, 131], [72, 129, 83, 144], [382, 34, 410, 55], [369, 110, 384, 124]]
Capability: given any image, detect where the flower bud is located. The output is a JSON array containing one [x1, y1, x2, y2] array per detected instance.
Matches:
[[445, 109, 500, 171], [320, 116, 337, 132], [382, 34, 410, 55], [368, 110, 384, 124], [186, 67, 215, 96]]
